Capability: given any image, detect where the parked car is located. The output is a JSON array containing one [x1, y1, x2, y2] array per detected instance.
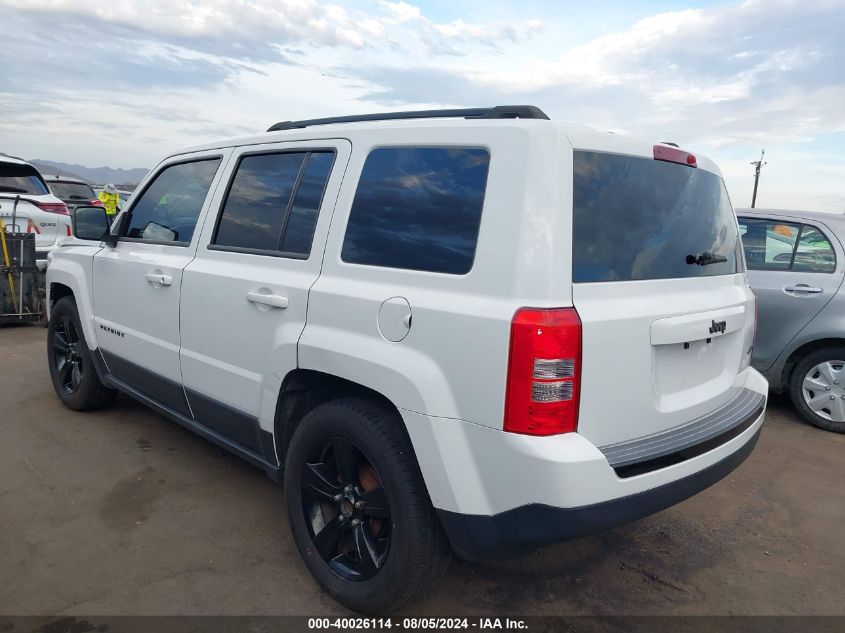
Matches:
[[44, 175, 104, 210], [737, 208, 845, 433], [0, 155, 71, 270], [46, 106, 767, 613]]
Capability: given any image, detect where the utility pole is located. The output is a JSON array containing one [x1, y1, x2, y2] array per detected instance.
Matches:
[[750, 149, 766, 208]]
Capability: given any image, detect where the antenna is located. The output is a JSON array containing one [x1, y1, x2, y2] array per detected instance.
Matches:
[[750, 149, 766, 208]]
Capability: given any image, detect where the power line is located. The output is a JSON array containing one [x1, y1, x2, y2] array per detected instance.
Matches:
[[750, 149, 766, 208]]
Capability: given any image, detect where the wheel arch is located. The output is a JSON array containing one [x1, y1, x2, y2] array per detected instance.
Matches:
[[273, 369, 411, 468], [49, 281, 74, 306], [47, 255, 99, 350]]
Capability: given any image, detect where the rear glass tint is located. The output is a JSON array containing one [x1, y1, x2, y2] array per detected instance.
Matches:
[[341, 147, 490, 275], [214, 152, 306, 252], [49, 181, 96, 200], [280, 152, 335, 256], [572, 151, 739, 283], [0, 163, 48, 195]]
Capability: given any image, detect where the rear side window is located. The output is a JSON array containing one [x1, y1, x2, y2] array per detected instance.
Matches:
[[572, 151, 739, 282], [0, 163, 48, 195], [341, 147, 490, 275], [738, 218, 801, 270], [794, 226, 836, 273], [126, 158, 221, 244], [739, 218, 836, 273], [213, 151, 334, 257]]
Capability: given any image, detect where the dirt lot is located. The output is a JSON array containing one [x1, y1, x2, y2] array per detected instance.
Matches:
[[2, 324, 844, 616]]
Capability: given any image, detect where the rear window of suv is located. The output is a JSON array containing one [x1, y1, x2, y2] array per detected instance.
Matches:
[[341, 147, 490, 275], [48, 181, 96, 201], [572, 151, 740, 283], [0, 163, 49, 195]]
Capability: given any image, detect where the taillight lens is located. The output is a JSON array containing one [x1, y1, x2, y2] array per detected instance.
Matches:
[[504, 308, 582, 436], [91, 199, 104, 207], [33, 201, 69, 215]]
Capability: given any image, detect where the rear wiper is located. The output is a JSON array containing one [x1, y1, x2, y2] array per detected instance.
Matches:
[[686, 251, 728, 266]]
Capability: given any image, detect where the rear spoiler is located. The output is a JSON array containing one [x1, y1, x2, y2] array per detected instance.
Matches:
[[0, 194, 41, 205]]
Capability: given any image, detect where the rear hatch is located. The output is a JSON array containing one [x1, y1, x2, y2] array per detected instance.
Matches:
[[0, 162, 61, 248], [0, 197, 60, 249], [47, 180, 98, 208], [569, 143, 756, 450]]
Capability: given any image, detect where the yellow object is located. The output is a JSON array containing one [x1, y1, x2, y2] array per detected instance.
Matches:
[[98, 191, 120, 216], [774, 224, 796, 238], [0, 219, 19, 313]]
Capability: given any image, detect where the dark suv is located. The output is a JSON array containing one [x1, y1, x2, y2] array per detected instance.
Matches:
[[44, 175, 101, 210]]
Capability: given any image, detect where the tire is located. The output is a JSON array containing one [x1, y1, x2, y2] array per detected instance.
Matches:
[[284, 397, 450, 613], [789, 346, 845, 433], [47, 296, 117, 411]]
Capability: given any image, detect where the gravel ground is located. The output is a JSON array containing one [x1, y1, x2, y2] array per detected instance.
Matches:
[[2, 324, 844, 616]]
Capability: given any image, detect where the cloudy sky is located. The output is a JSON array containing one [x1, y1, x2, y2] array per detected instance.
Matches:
[[1, 0, 843, 210]]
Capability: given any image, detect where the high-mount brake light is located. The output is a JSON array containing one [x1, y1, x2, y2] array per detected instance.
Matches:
[[653, 144, 697, 168], [504, 308, 582, 436]]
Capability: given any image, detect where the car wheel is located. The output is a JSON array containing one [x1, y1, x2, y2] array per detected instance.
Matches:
[[789, 347, 845, 433], [284, 397, 450, 613], [47, 297, 117, 411]]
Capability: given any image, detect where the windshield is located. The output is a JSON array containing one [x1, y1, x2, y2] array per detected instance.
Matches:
[[572, 151, 740, 283], [49, 181, 95, 200], [0, 163, 49, 195]]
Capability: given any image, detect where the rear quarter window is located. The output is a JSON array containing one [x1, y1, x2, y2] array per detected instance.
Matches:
[[572, 151, 740, 283], [341, 147, 490, 275]]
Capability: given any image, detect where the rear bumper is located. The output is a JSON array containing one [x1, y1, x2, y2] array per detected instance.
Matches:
[[438, 427, 760, 561], [402, 368, 768, 561]]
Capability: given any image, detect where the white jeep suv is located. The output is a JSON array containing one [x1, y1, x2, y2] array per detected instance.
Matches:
[[0, 155, 72, 271], [45, 106, 767, 613]]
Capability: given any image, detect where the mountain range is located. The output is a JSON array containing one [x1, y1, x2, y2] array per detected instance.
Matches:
[[29, 159, 149, 186]]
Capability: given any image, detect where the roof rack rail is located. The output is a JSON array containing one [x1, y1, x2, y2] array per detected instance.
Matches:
[[266, 105, 549, 132]]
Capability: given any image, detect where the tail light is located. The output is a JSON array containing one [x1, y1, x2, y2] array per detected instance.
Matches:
[[504, 308, 582, 436], [91, 199, 104, 207], [32, 201, 69, 215], [66, 225, 72, 237]]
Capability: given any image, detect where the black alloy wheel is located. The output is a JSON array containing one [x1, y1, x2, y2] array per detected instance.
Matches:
[[47, 296, 117, 411], [285, 398, 451, 613], [301, 437, 391, 581], [51, 314, 84, 394]]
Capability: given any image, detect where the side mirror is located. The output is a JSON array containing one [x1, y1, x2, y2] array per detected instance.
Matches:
[[71, 205, 110, 241]]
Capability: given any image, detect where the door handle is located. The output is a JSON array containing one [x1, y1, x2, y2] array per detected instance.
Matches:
[[246, 291, 289, 309], [784, 284, 823, 295], [145, 272, 173, 286]]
